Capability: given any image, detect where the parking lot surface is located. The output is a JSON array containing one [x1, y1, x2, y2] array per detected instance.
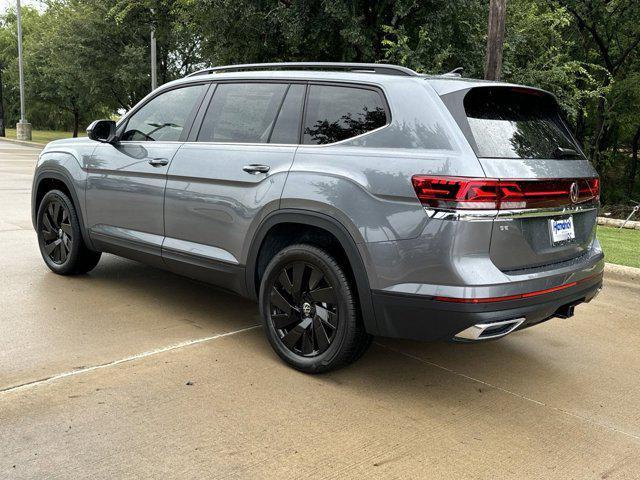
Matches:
[[1, 140, 639, 479]]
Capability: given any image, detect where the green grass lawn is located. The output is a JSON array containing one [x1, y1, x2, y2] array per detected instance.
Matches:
[[3, 128, 74, 145], [598, 225, 640, 269]]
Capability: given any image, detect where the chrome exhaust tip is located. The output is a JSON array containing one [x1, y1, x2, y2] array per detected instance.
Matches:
[[454, 318, 525, 341]]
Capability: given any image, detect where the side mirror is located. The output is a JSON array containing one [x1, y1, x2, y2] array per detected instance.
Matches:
[[87, 120, 118, 144]]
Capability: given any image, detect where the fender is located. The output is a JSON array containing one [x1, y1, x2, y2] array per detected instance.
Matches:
[[245, 209, 380, 335], [32, 169, 96, 251]]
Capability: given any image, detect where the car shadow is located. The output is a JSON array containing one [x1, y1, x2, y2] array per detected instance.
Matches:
[[71, 254, 260, 329], [72, 254, 561, 405]]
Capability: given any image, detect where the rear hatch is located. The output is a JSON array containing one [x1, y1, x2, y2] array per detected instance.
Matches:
[[440, 84, 599, 272]]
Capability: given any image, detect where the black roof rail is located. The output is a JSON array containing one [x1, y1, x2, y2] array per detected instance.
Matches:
[[186, 62, 419, 78]]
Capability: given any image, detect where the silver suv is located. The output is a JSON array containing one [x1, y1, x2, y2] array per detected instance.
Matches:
[[31, 62, 604, 373]]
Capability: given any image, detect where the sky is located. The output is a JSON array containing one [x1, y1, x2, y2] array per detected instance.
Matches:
[[0, 0, 44, 14]]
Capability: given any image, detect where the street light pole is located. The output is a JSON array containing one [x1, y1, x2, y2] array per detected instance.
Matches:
[[150, 10, 157, 91], [16, 0, 31, 140], [151, 29, 157, 91]]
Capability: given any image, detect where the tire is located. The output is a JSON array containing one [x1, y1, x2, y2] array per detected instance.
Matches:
[[36, 189, 101, 275], [259, 244, 372, 373]]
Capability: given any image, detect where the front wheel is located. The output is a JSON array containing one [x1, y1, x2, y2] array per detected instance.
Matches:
[[36, 189, 101, 275], [259, 244, 371, 373]]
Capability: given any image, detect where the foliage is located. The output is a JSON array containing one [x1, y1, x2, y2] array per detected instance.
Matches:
[[0, 0, 637, 201]]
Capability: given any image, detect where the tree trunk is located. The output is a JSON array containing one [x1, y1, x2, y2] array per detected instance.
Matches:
[[575, 102, 585, 146], [590, 93, 609, 168], [628, 126, 640, 198], [484, 0, 507, 81], [72, 110, 79, 138]]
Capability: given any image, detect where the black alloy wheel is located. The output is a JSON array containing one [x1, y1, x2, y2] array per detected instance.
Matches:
[[269, 261, 339, 357], [40, 198, 73, 264], [36, 189, 102, 275], [259, 244, 372, 373]]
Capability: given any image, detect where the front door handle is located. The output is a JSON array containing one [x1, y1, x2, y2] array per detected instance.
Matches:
[[243, 164, 270, 174], [148, 158, 169, 167]]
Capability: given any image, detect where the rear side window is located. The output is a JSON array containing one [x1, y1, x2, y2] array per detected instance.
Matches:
[[464, 87, 584, 160], [198, 83, 288, 143], [303, 85, 387, 144]]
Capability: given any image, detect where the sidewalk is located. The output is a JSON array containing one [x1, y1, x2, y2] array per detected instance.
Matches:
[[0, 136, 46, 148]]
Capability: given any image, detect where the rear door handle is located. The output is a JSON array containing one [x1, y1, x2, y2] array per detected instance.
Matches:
[[148, 158, 169, 167], [243, 164, 270, 174]]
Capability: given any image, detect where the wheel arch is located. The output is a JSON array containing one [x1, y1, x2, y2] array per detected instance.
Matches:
[[245, 210, 379, 335], [32, 170, 95, 250]]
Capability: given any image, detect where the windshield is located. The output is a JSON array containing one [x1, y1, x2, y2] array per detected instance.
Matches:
[[463, 87, 584, 160]]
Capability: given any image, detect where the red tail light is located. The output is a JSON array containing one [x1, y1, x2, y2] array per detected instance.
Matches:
[[411, 176, 599, 210]]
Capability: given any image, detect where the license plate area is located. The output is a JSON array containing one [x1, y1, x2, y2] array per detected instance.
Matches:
[[549, 215, 575, 245]]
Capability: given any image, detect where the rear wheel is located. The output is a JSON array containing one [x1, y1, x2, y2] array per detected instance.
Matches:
[[36, 189, 101, 275], [259, 244, 371, 373]]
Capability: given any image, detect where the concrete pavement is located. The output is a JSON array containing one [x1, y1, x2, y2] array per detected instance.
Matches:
[[1, 140, 639, 479]]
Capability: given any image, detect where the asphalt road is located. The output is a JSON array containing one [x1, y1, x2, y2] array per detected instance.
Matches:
[[1, 140, 639, 479]]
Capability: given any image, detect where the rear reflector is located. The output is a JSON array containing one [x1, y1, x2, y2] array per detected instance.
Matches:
[[411, 176, 599, 210], [433, 272, 602, 304]]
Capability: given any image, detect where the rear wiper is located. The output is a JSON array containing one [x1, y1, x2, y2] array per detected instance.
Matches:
[[554, 147, 580, 159]]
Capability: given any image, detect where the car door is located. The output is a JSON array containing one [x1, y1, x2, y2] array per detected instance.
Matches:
[[85, 83, 208, 266], [163, 81, 305, 293]]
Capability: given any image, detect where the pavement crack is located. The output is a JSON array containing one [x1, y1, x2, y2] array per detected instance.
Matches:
[[0, 325, 260, 395], [375, 342, 640, 443]]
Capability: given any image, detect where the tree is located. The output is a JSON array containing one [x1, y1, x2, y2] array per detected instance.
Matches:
[[0, 0, 637, 204], [552, 0, 640, 170]]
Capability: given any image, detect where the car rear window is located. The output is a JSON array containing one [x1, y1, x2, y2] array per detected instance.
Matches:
[[463, 87, 584, 160], [303, 85, 387, 144]]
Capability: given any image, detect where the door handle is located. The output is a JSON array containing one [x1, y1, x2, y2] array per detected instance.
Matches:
[[243, 164, 270, 174], [148, 158, 169, 167]]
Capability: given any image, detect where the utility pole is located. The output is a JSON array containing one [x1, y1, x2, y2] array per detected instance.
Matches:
[[484, 0, 507, 81], [16, 0, 31, 140], [0, 64, 5, 137], [150, 11, 157, 91]]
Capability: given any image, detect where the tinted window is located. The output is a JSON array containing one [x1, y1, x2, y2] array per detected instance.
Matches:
[[303, 85, 387, 144], [121, 84, 206, 142], [269, 84, 305, 144], [464, 87, 584, 159], [198, 83, 288, 143]]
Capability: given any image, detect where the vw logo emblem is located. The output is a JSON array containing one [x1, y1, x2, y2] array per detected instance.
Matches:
[[569, 182, 580, 204]]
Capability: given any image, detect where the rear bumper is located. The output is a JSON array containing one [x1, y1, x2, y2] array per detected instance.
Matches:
[[371, 270, 603, 341]]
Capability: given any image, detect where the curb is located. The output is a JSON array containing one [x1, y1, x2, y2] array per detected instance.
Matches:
[[598, 217, 640, 230], [605, 263, 640, 283], [0, 137, 46, 148]]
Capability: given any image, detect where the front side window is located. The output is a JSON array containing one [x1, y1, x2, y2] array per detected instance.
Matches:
[[198, 83, 288, 143], [121, 84, 206, 142], [303, 85, 387, 145], [464, 87, 584, 160]]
